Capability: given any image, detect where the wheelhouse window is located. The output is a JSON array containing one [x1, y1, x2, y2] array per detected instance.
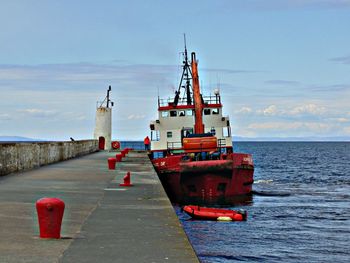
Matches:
[[186, 110, 193, 116], [170, 110, 177, 117], [204, 109, 211, 115], [151, 130, 160, 141], [179, 110, 185, 117], [212, 108, 219, 115], [167, 131, 173, 138], [161, 111, 169, 117]]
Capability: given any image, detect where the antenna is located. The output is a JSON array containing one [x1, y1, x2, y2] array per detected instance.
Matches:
[[106, 85, 111, 108], [174, 33, 192, 106], [183, 33, 189, 68], [98, 85, 114, 108]]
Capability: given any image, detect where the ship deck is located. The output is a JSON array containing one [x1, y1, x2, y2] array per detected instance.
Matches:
[[0, 151, 198, 263]]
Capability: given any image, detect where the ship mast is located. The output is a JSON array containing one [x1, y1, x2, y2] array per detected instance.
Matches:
[[174, 34, 192, 106], [191, 52, 204, 134]]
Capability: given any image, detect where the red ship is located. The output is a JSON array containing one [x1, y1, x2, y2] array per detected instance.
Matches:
[[149, 42, 254, 205]]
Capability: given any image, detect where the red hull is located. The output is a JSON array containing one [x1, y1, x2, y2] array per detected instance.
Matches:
[[151, 153, 254, 205]]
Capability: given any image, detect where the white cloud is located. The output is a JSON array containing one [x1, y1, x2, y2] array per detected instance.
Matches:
[[127, 114, 146, 120], [248, 121, 332, 132], [248, 122, 302, 130], [17, 109, 57, 118], [332, 118, 349, 123], [257, 105, 278, 116], [253, 103, 327, 117], [235, 107, 253, 114], [289, 104, 326, 115], [0, 113, 11, 120]]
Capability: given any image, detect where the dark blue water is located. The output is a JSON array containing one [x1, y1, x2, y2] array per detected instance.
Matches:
[[120, 141, 146, 150], [175, 142, 350, 263]]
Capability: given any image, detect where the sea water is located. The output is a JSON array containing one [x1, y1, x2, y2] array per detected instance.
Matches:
[[176, 142, 350, 262]]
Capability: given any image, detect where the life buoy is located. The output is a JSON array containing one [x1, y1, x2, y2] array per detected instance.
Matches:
[[111, 141, 121, 149]]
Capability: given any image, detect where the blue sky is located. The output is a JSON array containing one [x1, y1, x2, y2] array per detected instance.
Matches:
[[0, 0, 349, 140]]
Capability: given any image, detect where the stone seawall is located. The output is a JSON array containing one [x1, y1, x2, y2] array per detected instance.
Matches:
[[0, 140, 98, 176]]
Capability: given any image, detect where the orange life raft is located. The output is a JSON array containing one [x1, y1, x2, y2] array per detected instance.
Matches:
[[182, 205, 247, 221]]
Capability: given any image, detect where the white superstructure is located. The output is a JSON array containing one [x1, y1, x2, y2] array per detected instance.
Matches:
[[150, 91, 232, 151]]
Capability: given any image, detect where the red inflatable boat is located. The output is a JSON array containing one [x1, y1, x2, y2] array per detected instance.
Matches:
[[182, 205, 247, 221]]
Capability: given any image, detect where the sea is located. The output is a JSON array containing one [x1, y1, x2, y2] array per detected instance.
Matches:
[[123, 141, 350, 262]]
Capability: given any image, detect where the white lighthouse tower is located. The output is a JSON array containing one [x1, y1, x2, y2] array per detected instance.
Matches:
[[94, 86, 114, 150]]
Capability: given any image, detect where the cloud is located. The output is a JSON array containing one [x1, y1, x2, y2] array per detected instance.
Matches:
[[289, 104, 326, 115], [330, 117, 349, 123], [248, 122, 301, 130], [0, 62, 177, 91], [329, 55, 350, 64], [311, 84, 350, 92], [202, 68, 259, 74], [232, 0, 350, 10], [17, 108, 58, 118], [235, 107, 253, 114], [265, 80, 300, 86], [0, 113, 11, 121], [248, 121, 332, 132], [257, 105, 278, 116], [127, 114, 146, 120], [253, 103, 327, 117]]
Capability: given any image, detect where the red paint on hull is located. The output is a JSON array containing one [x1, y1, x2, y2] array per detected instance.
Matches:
[[151, 153, 254, 205]]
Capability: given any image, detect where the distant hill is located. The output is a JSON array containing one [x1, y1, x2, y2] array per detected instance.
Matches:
[[0, 136, 45, 142], [233, 136, 350, 142]]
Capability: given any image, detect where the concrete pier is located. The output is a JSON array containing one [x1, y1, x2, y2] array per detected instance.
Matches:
[[0, 151, 198, 263]]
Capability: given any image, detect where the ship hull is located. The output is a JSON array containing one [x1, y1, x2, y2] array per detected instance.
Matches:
[[151, 153, 254, 205]]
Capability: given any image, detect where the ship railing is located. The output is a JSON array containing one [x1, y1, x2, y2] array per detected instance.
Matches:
[[167, 141, 183, 150], [158, 95, 221, 107], [166, 139, 229, 153], [218, 139, 228, 153]]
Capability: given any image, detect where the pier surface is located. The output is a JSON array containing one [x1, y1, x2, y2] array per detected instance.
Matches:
[[0, 151, 198, 263]]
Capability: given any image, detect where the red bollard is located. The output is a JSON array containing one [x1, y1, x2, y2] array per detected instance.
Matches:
[[115, 154, 123, 162], [36, 197, 65, 239], [120, 171, 133, 186], [108, 158, 117, 169]]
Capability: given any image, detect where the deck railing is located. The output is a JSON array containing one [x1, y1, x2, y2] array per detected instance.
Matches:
[[158, 95, 221, 107], [166, 138, 228, 153]]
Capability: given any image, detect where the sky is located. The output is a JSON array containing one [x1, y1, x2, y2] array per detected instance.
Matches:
[[0, 0, 349, 141]]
